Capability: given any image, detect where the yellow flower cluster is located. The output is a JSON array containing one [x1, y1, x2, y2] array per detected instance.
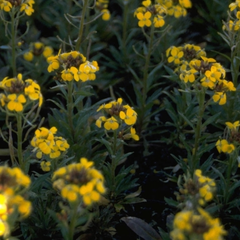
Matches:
[[171, 208, 226, 240], [166, 44, 236, 105], [0, 0, 35, 15], [52, 157, 106, 206], [0, 166, 31, 237], [194, 169, 216, 205], [0, 73, 43, 112], [223, 0, 240, 31], [215, 121, 240, 154], [96, 98, 139, 140], [47, 51, 99, 82], [157, 0, 192, 18], [178, 169, 216, 206], [31, 126, 70, 161], [134, 0, 167, 28], [23, 42, 53, 62], [96, 0, 111, 21]]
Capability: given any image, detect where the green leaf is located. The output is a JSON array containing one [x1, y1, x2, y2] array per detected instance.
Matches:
[[96, 138, 113, 156], [125, 186, 142, 199], [164, 197, 178, 208], [178, 111, 194, 129], [121, 216, 162, 240], [229, 181, 240, 196]]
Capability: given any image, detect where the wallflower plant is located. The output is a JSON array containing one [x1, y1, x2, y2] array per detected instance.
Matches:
[[0, 73, 42, 172], [51, 157, 106, 240], [0, 166, 31, 239]]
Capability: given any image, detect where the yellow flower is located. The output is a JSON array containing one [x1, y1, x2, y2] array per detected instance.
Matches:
[[167, 47, 184, 65], [179, 0, 192, 8], [18, 199, 31, 217], [153, 15, 165, 28], [43, 46, 53, 58], [38, 140, 52, 155], [79, 61, 99, 82], [225, 121, 240, 131], [61, 69, 74, 81], [61, 185, 79, 202], [212, 92, 226, 105], [104, 117, 119, 130], [40, 161, 51, 172], [0, 221, 5, 236], [180, 69, 197, 83], [96, 116, 107, 128], [0, 0, 12, 12], [130, 127, 139, 141], [119, 107, 137, 125], [0, 195, 7, 215], [229, 1, 240, 11], [0, 93, 7, 107], [72, 61, 99, 82], [23, 51, 34, 61], [24, 79, 43, 106], [136, 11, 152, 27], [101, 9, 110, 20], [33, 42, 44, 50], [55, 137, 70, 151], [123, 127, 140, 141], [20, 3, 34, 16], [142, 0, 151, 7], [216, 139, 235, 153], [47, 55, 60, 72], [200, 76, 216, 89], [7, 94, 26, 112]]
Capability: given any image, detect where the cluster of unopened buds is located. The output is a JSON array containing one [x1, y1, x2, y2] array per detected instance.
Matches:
[[0, 73, 43, 112], [96, 98, 139, 141], [47, 50, 99, 82], [177, 169, 216, 206], [216, 121, 240, 154], [0, 166, 31, 237], [0, 0, 35, 15], [31, 126, 69, 171], [166, 44, 236, 105], [96, 0, 110, 21], [23, 42, 53, 62], [52, 157, 106, 206]]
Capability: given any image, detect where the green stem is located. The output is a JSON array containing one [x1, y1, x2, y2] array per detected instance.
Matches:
[[83, 0, 90, 57], [67, 0, 73, 38], [228, 31, 240, 119], [67, 81, 75, 142], [16, 113, 24, 170], [191, 88, 205, 174], [10, 9, 17, 76], [110, 131, 118, 197], [138, 24, 155, 133], [75, 0, 88, 51], [122, 2, 128, 61], [224, 151, 236, 203], [142, 24, 154, 106], [67, 204, 78, 240]]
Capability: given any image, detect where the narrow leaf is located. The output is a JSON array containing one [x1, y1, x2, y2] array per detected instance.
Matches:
[[121, 216, 162, 240]]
